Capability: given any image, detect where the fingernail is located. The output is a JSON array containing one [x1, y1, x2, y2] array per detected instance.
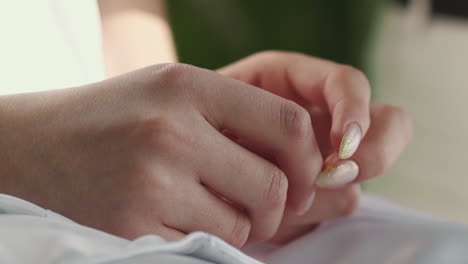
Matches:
[[297, 191, 316, 216], [315, 160, 359, 188], [339, 122, 362, 159]]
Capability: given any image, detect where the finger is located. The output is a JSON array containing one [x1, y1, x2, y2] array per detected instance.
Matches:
[[193, 67, 323, 216], [351, 103, 414, 182], [156, 225, 187, 242], [162, 184, 251, 248], [315, 103, 413, 187], [221, 52, 371, 158], [315, 154, 359, 189], [285, 184, 361, 225], [194, 122, 288, 242], [260, 105, 332, 157], [270, 184, 361, 244], [306, 105, 333, 157], [276, 54, 371, 158], [115, 218, 186, 241]]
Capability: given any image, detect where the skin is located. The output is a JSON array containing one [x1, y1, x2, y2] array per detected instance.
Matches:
[[0, 0, 413, 249], [96, 0, 398, 244], [0, 52, 413, 248], [219, 52, 413, 243], [270, 103, 413, 243]]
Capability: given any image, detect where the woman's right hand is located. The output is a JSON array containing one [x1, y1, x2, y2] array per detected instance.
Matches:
[[0, 64, 328, 247]]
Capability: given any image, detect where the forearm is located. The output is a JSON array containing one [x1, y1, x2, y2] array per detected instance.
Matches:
[[99, 0, 177, 77]]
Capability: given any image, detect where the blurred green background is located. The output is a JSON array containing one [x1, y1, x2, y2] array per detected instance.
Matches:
[[167, 0, 382, 72]]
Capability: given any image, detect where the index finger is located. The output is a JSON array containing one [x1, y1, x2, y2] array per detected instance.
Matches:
[[189, 66, 323, 216], [221, 52, 371, 159], [291, 61, 371, 159]]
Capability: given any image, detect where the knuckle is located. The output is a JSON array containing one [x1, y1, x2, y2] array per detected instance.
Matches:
[[161, 63, 197, 79], [142, 117, 186, 151], [263, 166, 288, 209], [338, 65, 371, 93], [279, 101, 312, 140], [157, 63, 199, 90], [227, 214, 251, 248], [120, 164, 173, 203], [256, 50, 290, 60], [339, 65, 369, 83]]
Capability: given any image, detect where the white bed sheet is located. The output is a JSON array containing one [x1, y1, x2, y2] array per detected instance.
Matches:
[[1, 194, 468, 264]]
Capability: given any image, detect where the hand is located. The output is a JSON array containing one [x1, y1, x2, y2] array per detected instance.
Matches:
[[219, 51, 413, 243], [271, 103, 413, 243], [219, 51, 373, 214], [0, 63, 326, 247]]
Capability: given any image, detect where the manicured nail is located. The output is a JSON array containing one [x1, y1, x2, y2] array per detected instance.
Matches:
[[339, 122, 362, 159], [297, 191, 316, 216], [315, 160, 359, 188]]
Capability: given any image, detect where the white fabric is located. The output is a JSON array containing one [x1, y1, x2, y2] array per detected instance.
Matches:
[[0, 194, 261, 264], [0, 0, 105, 95], [1, 193, 468, 264], [244, 195, 468, 263]]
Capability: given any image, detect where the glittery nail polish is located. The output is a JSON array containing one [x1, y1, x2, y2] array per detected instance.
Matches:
[[339, 123, 362, 159], [315, 160, 359, 188]]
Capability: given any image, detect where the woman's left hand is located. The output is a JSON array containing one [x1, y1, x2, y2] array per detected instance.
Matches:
[[219, 51, 413, 243]]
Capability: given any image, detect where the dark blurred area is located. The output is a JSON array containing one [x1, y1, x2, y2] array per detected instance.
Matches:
[[397, 0, 468, 18], [167, 0, 381, 71], [167, 0, 468, 72]]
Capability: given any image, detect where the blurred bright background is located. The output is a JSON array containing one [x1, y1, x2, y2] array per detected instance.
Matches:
[[367, 0, 468, 223], [167, 0, 468, 223]]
